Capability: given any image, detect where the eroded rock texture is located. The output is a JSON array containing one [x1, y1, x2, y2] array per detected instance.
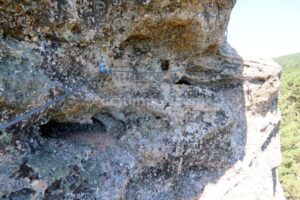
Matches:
[[0, 0, 285, 199]]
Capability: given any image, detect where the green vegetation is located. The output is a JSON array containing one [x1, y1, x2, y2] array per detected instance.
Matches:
[[274, 53, 300, 199]]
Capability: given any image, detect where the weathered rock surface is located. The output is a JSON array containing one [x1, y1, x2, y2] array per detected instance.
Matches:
[[0, 0, 285, 199]]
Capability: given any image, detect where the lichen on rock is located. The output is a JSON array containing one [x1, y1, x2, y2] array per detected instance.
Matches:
[[0, 0, 285, 199]]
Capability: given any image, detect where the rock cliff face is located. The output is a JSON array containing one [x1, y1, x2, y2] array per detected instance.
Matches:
[[0, 0, 285, 199]]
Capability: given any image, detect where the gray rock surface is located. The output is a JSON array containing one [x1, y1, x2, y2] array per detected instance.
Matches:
[[0, 0, 285, 199]]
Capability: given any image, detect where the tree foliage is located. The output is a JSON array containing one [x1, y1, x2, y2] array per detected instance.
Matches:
[[274, 53, 300, 199]]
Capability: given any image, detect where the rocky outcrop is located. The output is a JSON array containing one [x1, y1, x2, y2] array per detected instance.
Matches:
[[0, 0, 285, 199]]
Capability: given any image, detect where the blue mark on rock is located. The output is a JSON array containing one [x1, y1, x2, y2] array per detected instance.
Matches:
[[99, 56, 113, 75]]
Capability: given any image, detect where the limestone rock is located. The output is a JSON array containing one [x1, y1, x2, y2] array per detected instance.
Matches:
[[93, 112, 125, 137], [0, 0, 285, 199]]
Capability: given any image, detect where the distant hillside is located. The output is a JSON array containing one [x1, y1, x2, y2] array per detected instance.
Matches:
[[274, 53, 300, 199], [274, 52, 300, 68]]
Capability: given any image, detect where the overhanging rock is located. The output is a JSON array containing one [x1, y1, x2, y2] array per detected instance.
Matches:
[[0, 1, 285, 199]]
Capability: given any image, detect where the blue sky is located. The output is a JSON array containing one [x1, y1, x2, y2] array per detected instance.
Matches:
[[227, 0, 300, 58]]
